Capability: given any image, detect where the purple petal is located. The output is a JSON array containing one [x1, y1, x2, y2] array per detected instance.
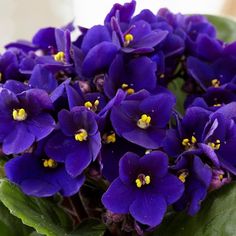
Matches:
[[139, 151, 169, 179], [45, 132, 78, 162], [129, 192, 167, 227], [81, 25, 111, 54], [119, 152, 140, 184], [153, 174, 184, 205], [21, 179, 60, 197], [89, 132, 101, 161], [102, 178, 136, 213], [82, 42, 118, 77], [3, 123, 35, 154], [65, 142, 92, 177], [26, 114, 55, 141]]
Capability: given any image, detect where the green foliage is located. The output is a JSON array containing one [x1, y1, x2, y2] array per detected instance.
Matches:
[[0, 180, 72, 236], [168, 78, 187, 115], [207, 15, 236, 42], [151, 183, 236, 236], [68, 219, 105, 236]]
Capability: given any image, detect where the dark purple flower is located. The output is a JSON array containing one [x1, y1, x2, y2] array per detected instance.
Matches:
[[189, 87, 236, 111], [80, 25, 118, 77], [101, 136, 145, 182], [104, 54, 157, 98], [0, 50, 26, 82], [164, 106, 212, 159], [102, 151, 184, 227], [164, 103, 236, 171], [104, 0, 136, 25], [45, 106, 101, 177], [0, 88, 55, 154], [110, 90, 175, 149], [5, 140, 84, 197], [209, 168, 231, 191], [187, 56, 236, 91], [173, 155, 212, 215]]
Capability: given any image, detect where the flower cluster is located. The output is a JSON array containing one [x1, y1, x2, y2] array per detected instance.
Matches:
[[1, 0, 236, 234]]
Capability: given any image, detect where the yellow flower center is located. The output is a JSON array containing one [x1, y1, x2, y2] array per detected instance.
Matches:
[[43, 159, 57, 168], [213, 103, 221, 107], [0, 72, 2, 82], [84, 100, 99, 112], [208, 139, 221, 150], [182, 136, 197, 149], [12, 108, 27, 121], [74, 129, 88, 142], [135, 174, 151, 188], [219, 174, 224, 181], [211, 79, 220, 88], [54, 51, 65, 63], [103, 132, 116, 144], [124, 33, 134, 46], [137, 114, 151, 129], [121, 83, 135, 95], [178, 172, 188, 183]]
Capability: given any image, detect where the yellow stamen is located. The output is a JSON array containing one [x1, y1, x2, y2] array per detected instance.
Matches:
[[213, 103, 221, 107], [105, 133, 116, 144], [137, 114, 151, 129], [84, 100, 99, 112], [74, 129, 88, 142], [12, 108, 27, 121], [179, 172, 188, 183], [191, 136, 197, 144], [182, 138, 190, 146], [219, 174, 224, 181], [43, 159, 57, 168], [121, 83, 128, 89], [121, 83, 135, 95], [0, 72, 2, 82], [135, 179, 142, 188], [211, 79, 220, 88], [126, 88, 135, 95], [54, 51, 65, 62], [208, 139, 220, 150], [135, 174, 151, 188], [182, 136, 197, 149], [124, 33, 134, 45], [94, 99, 99, 106], [84, 101, 93, 109], [145, 175, 151, 185]]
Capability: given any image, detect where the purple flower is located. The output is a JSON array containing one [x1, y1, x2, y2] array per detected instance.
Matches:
[[110, 90, 175, 149], [164, 103, 236, 170], [0, 88, 55, 154], [45, 106, 101, 177], [173, 155, 212, 215], [80, 25, 118, 77], [5, 140, 84, 197], [104, 54, 157, 98], [187, 56, 236, 91], [101, 136, 145, 182], [102, 151, 184, 227], [189, 87, 236, 111]]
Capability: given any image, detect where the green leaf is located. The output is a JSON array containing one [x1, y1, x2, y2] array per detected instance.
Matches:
[[68, 219, 105, 236], [168, 78, 187, 115], [0, 180, 73, 236], [152, 183, 236, 236], [0, 201, 33, 236], [206, 15, 236, 42]]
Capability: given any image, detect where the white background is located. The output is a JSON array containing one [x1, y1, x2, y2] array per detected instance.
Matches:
[[0, 0, 229, 49]]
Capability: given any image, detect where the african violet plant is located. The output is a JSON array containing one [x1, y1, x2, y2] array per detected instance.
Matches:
[[0, 1, 236, 235]]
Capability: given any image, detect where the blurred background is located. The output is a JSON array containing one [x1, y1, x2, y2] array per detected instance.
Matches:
[[0, 0, 235, 49]]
